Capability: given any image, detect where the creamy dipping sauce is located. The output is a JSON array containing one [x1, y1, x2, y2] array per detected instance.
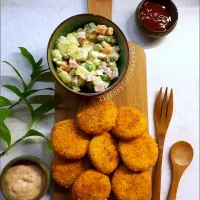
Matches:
[[5, 165, 45, 200]]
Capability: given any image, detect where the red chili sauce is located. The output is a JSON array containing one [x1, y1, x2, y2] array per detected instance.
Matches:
[[139, 1, 173, 32]]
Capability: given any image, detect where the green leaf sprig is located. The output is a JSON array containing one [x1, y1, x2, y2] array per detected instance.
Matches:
[[0, 47, 62, 156]]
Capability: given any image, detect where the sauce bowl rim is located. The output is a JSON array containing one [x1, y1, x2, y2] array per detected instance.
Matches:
[[0, 155, 50, 200]]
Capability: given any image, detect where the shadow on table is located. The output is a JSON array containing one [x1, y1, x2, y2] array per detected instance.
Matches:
[[1, 76, 22, 89], [37, 71, 54, 82], [1, 71, 53, 85]]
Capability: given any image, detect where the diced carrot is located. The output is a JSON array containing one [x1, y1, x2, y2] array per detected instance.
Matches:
[[95, 25, 108, 35], [61, 61, 70, 72], [103, 46, 113, 55]]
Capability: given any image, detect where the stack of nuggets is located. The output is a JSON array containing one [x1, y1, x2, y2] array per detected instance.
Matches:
[[51, 100, 158, 200]]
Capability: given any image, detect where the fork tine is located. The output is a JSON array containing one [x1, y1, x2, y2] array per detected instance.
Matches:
[[154, 87, 162, 118], [161, 87, 168, 119], [167, 89, 173, 120]]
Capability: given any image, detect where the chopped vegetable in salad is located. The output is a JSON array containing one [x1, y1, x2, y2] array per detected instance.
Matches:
[[52, 22, 120, 92]]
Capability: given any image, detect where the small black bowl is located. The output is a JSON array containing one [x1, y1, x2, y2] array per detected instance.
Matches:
[[136, 0, 178, 38], [47, 14, 130, 97], [0, 155, 50, 200]]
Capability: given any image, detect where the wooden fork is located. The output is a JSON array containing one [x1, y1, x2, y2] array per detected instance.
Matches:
[[152, 87, 174, 200]]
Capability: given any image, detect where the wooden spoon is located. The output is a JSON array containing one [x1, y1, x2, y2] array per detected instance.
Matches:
[[167, 141, 194, 200]]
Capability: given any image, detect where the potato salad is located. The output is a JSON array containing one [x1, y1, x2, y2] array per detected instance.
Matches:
[[51, 22, 120, 92]]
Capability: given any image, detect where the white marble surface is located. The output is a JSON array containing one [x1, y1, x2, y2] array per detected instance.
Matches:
[[0, 0, 199, 200]]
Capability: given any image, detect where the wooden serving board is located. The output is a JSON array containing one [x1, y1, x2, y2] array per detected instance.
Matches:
[[54, 0, 148, 199]]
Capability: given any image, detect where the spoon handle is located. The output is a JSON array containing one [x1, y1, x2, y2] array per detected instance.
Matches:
[[167, 168, 182, 200]]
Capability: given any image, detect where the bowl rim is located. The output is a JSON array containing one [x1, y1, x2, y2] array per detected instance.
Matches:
[[47, 13, 130, 97], [136, 0, 179, 33], [0, 155, 50, 200]]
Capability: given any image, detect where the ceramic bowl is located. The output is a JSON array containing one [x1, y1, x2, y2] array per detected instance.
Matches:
[[47, 14, 130, 96], [0, 155, 50, 200], [136, 0, 178, 38]]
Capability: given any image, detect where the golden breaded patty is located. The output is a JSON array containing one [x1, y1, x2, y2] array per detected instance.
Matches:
[[112, 106, 148, 140], [88, 132, 120, 174], [112, 165, 151, 200], [51, 119, 90, 159], [51, 155, 90, 188], [118, 132, 158, 171], [72, 169, 111, 200], [76, 100, 118, 135]]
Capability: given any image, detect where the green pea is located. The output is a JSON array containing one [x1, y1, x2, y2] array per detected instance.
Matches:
[[69, 69, 76, 77], [111, 66, 117, 71], [77, 28, 84, 32], [94, 44, 103, 52], [109, 54, 118, 62], [89, 22, 96, 29], [85, 63, 93, 72], [104, 36, 111, 43], [101, 74, 109, 81]]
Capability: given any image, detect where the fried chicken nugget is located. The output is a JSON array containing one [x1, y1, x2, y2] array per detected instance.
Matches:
[[51, 119, 90, 159], [76, 100, 118, 135], [118, 132, 158, 171], [72, 169, 111, 200], [112, 165, 151, 200], [112, 106, 148, 140], [88, 132, 120, 174], [51, 155, 90, 188]]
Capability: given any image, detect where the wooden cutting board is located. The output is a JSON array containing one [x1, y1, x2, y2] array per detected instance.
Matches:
[[54, 0, 148, 199]]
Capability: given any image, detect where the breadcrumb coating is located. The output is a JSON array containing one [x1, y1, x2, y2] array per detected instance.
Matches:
[[51, 119, 90, 159], [112, 165, 151, 200], [88, 132, 120, 174], [118, 132, 158, 171], [112, 106, 148, 140], [76, 100, 118, 135], [72, 169, 111, 200], [51, 155, 90, 188]]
